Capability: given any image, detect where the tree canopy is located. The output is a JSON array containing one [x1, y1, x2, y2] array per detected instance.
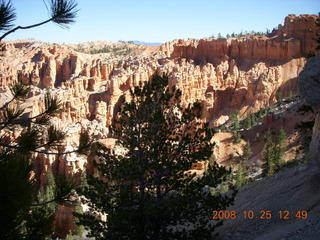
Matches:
[[0, 0, 78, 41], [78, 74, 235, 240], [0, 1, 81, 239]]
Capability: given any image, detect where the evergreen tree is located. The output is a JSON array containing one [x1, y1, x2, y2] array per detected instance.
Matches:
[[273, 128, 286, 171], [72, 172, 88, 237], [256, 110, 262, 119], [38, 169, 57, 215], [77, 74, 235, 240], [23, 169, 57, 240], [234, 143, 252, 188], [243, 142, 252, 162], [250, 114, 257, 127], [233, 131, 241, 144], [242, 116, 252, 129], [230, 110, 240, 131], [0, 0, 78, 41], [275, 91, 282, 102], [235, 161, 247, 188], [262, 129, 286, 177], [73, 201, 85, 237], [0, 88, 89, 240], [230, 110, 241, 143], [262, 131, 275, 176], [0, 1, 85, 239]]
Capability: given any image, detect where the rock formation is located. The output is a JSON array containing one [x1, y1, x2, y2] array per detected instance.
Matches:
[[0, 14, 318, 238], [299, 54, 320, 161], [161, 14, 318, 61], [0, 14, 318, 176]]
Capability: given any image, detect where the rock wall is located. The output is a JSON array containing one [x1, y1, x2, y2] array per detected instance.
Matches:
[[299, 55, 320, 161], [160, 37, 302, 63], [160, 14, 318, 62], [0, 14, 318, 238], [276, 14, 319, 55], [0, 14, 318, 175]]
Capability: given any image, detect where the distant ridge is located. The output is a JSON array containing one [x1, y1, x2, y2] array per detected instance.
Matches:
[[132, 40, 162, 46]]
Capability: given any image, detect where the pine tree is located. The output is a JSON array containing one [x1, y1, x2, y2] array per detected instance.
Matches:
[[0, 0, 79, 41], [273, 128, 286, 171], [0, 88, 89, 240], [230, 110, 240, 131], [72, 173, 88, 237], [73, 201, 85, 237], [233, 131, 241, 144], [235, 143, 252, 188], [235, 161, 247, 188], [77, 74, 235, 240], [275, 91, 282, 102], [0, 1, 85, 239], [250, 114, 257, 127], [23, 169, 57, 240], [262, 131, 275, 176], [242, 116, 252, 129], [243, 142, 252, 162], [230, 111, 241, 143], [262, 129, 286, 177]]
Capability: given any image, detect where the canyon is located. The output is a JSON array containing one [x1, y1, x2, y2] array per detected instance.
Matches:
[[0, 13, 319, 239], [1, 15, 318, 175], [0, 14, 318, 173]]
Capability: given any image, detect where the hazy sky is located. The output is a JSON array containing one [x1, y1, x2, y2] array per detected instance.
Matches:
[[3, 0, 319, 44]]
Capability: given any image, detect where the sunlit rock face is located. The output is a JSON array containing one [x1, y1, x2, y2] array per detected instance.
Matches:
[[0, 14, 318, 176], [0, 14, 318, 238]]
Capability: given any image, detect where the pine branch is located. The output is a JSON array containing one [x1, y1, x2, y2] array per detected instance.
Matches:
[[1, 105, 24, 124], [0, 0, 16, 31], [0, 142, 82, 155], [0, 93, 61, 127], [0, 130, 91, 156], [32, 176, 76, 207], [50, 0, 78, 27], [0, 0, 78, 41], [0, 82, 29, 111], [0, 97, 14, 111], [34, 148, 79, 155], [0, 18, 52, 41], [30, 195, 77, 207], [31, 199, 57, 207]]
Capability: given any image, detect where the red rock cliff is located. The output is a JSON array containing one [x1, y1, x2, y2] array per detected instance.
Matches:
[[160, 14, 318, 62], [0, 14, 318, 174]]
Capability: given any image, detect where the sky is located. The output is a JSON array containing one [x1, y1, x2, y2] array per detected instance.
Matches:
[[3, 0, 320, 44]]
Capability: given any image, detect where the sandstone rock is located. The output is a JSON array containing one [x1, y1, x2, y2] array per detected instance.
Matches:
[[161, 14, 318, 61], [42, 57, 56, 88], [277, 14, 319, 55], [0, 14, 317, 175]]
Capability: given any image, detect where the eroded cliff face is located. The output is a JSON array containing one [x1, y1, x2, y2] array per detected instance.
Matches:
[[161, 14, 318, 61], [277, 14, 318, 55], [161, 37, 303, 62], [0, 14, 318, 176]]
